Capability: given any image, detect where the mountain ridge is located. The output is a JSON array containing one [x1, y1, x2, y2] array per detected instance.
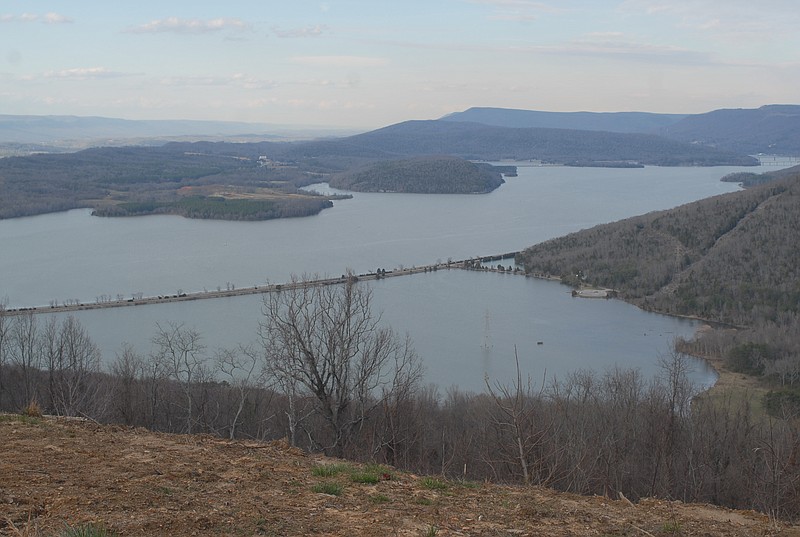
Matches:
[[441, 106, 688, 132], [443, 104, 800, 155]]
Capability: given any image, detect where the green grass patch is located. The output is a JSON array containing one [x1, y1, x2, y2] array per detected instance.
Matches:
[[420, 477, 448, 490], [370, 493, 391, 504], [351, 471, 380, 484], [0, 413, 43, 426], [311, 463, 350, 477], [311, 482, 343, 496], [60, 523, 118, 537], [363, 463, 394, 479], [414, 497, 433, 506]]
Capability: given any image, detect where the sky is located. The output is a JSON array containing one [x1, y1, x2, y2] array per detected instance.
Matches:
[[1, 1, 799, 129]]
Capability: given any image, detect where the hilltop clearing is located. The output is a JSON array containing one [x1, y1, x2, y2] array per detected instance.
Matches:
[[1, 415, 795, 537]]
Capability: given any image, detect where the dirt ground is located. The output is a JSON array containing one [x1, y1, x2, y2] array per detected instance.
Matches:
[[2, 414, 799, 537]]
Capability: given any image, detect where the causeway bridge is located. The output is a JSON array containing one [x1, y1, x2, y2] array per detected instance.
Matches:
[[4, 252, 523, 317]]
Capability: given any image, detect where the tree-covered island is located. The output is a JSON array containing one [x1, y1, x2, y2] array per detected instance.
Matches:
[[328, 156, 510, 193]]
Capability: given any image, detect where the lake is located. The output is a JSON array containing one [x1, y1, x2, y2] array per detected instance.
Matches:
[[0, 164, 755, 391]]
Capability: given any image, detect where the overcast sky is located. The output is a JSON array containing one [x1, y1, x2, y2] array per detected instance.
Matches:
[[1, 1, 798, 129]]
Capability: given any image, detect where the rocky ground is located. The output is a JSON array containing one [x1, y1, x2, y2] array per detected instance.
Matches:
[[1, 414, 798, 536]]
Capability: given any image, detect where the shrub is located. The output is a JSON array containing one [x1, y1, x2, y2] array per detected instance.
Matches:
[[21, 400, 43, 418]]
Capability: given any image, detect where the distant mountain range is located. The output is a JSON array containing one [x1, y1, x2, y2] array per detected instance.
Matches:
[[0, 115, 354, 149], [443, 105, 800, 155], [2, 104, 798, 156], [331, 120, 755, 166], [3, 104, 795, 219], [659, 105, 800, 155], [441, 108, 688, 133], [158, 119, 756, 167]]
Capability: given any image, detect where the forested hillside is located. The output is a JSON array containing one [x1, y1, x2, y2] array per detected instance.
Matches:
[[659, 105, 800, 154], [517, 166, 800, 401], [518, 166, 800, 326], [341, 120, 756, 165], [328, 156, 506, 193]]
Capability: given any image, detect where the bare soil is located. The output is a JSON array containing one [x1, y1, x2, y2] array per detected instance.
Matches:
[[2, 414, 798, 536]]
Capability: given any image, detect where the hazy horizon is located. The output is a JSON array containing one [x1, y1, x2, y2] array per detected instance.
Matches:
[[2, 1, 799, 130]]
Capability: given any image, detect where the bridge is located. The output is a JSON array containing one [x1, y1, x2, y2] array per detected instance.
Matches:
[[4, 252, 523, 317]]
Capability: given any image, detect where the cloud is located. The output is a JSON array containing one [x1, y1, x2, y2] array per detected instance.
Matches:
[[467, 0, 562, 21], [291, 56, 388, 68], [618, 0, 798, 43], [128, 17, 250, 35], [43, 12, 73, 24], [533, 34, 710, 65], [273, 25, 329, 38], [159, 73, 277, 90], [285, 98, 376, 111], [44, 67, 129, 80], [0, 12, 73, 24]]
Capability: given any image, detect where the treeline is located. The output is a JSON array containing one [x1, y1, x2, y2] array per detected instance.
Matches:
[[328, 157, 506, 194], [92, 196, 334, 221], [2, 308, 800, 519]]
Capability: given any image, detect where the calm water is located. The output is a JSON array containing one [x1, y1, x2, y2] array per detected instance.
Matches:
[[1, 165, 744, 308], [0, 164, 754, 391], [52, 269, 710, 393]]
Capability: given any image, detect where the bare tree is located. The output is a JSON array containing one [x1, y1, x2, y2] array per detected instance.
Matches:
[[484, 348, 547, 485], [111, 343, 145, 425], [46, 316, 104, 417], [259, 275, 421, 457], [0, 299, 9, 409], [216, 344, 265, 439], [9, 312, 41, 407], [152, 322, 207, 434]]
